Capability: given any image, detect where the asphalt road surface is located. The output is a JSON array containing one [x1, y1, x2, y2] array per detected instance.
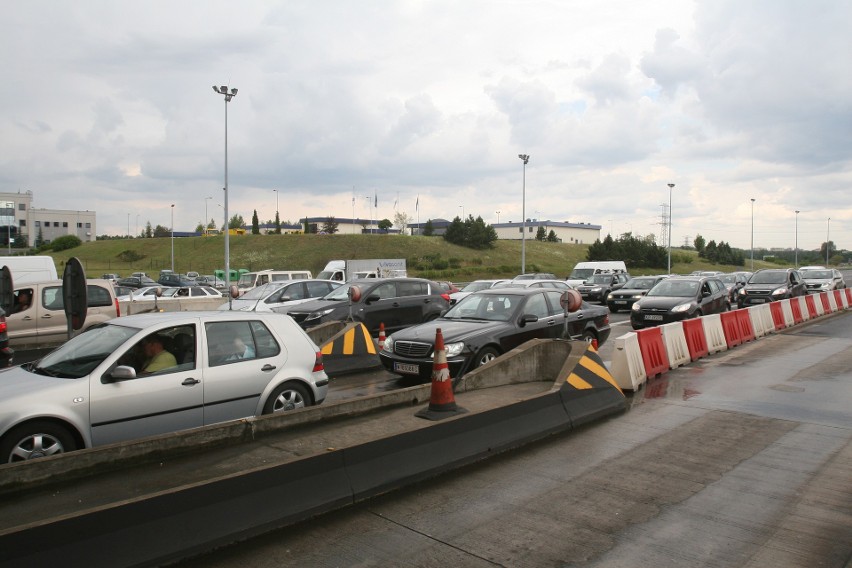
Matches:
[[173, 310, 852, 568]]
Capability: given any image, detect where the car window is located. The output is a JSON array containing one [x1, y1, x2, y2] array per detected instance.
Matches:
[[113, 324, 196, 377], [205, 320, 278, 366], [282, 282, 306, 300], [544, 290, 567, 315], [523, 293, 550, 318], [370, 282, 398, 300], [397, 281, 427, 297], [306, 281, 333, 297]]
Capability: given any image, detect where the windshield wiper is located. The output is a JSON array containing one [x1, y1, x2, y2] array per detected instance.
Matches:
[[32, 366, 60, 377]]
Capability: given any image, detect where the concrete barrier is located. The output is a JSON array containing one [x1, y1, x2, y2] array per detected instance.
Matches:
[[781, 299, 795, 327], [720, 311, 743, 349], [636, 327, 668, 379], [682, 318, 709, 361], [735, 309, 755, 343], [790, 296, 805, 324], [609, 332, 646, 392], [805, 294, 819, 319], [796, 296, 810, 322], [819, 292, 832, 314], [660, 322, 690, 369], [827, 291, 839, 312], [770, 302, 787, 330], [0, 339, 627, 568], [318, 322, 381, 374], [834, 289, 846, 310], [701, 314, 728, 354]]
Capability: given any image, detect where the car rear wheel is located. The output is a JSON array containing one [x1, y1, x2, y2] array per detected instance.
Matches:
[[0, 421, 77, 463], [263, 382, 310, 414], [582, 330, 598, 344], [473, 347, 500, 369]]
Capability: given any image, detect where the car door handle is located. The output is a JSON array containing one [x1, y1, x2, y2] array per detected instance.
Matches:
[[392, 302, 400, 307], [261, 364, 277, 371], [182, 378, 200, 386]]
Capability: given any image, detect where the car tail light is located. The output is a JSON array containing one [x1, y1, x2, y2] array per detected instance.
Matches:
[[0, 315, 6, 335], [603, 314, 610, 325], [114, 298, 121, 317], [313, 351, 324, 372], [440, 293, 451, 302]]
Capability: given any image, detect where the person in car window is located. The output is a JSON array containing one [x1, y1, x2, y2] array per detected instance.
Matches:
[[13, 290, 32, 313], [141, 335, 177, 374], [228, 337, 255, 360]]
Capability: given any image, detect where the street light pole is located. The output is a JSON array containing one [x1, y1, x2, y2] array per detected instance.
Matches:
[[667, 183, 675, 274], [170, 204, 175, 272], [750, 198, 755, 271], [827, 217, 831, 265], [273, 189, 279, 233], [519, 154, 529, 274], [459, 205, 464, 221], [794, 210, 800, 267], [204, 196, 213, 233], [213, 85, 238, 308], [495, 210, 501, 224]]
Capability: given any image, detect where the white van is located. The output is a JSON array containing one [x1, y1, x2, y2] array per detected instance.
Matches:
[[236, 269, 313, 294], [566, 261, 628, 287], [0, 256, 58, 285]]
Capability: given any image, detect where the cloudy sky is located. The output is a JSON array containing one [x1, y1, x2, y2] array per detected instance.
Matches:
[[2, 1, 850, 251]]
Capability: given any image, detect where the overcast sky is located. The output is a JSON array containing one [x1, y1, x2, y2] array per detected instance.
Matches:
[[2, 1, 850, 251]]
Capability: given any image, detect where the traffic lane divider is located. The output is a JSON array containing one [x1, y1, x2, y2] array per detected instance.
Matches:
[[720, 311, 743, 349], [702, 314, 728, 354], [683, 318, 709, 361], [735, 308, 756, 343], [660, 322, 690, 369], [0, 339, 627, 568], [636, 327, 668, 379], [317, 322, 381, 375], [610, 332, 647, 392]]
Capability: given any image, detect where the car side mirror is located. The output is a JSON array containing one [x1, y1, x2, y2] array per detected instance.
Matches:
[[103, 365, 137, 383], [365, 293, 381, 304], [702, 290, 711, 297], [279, 295, 292, 302], [518, 314, 538, 328]]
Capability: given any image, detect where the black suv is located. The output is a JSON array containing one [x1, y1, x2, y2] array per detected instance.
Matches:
[[576, 272, 631, 304], [737, 268, 806, 308], [630, 275, 730, 329], [158, 273, 198, 287], [286, 278, 451, 336]]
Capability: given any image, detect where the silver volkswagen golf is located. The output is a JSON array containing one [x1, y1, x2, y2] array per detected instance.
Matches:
[[0, 311, 329, 463]]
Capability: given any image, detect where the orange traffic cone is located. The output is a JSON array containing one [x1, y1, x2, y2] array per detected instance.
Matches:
[[378, 322, 386, 350], [416, 328, 467, 420]]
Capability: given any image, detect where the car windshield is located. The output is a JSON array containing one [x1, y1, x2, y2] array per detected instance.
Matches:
[[648, 280, 699, 298], [499, 283, 530, 289], [241, 283, 285, 300], [323, 283, 356, 300], [461, 281, 495, 293], [625, 278, 659, 289], [443, 293, 521, 321], [718, 275, 737, 284], [569, 269, 595, 279], [32, 324, 141, 379], [749, 271, 787, 284], [800, 269, 832, 279], [587, 274, 612, 284]]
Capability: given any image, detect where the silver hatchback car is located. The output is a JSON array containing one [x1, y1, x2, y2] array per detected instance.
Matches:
[[0, 311, 329, 463]]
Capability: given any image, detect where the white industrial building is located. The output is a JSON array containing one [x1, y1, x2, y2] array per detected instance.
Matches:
[[0, 191, 97, 247]]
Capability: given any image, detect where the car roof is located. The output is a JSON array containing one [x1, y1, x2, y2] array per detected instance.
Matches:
[[472, 288, 554, 296], [102, 310, 287, 328], [348, 277, 436, 284]]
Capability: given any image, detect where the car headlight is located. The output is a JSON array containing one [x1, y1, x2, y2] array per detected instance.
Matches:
[[307, 308, 336, 320], [444, 341, 465, 357], [382, 336, 394, 353], [590, 286, 602, 292], [606, 293, 614, 300], [631, 294, 644, 300], [819, 283, 830, 290], [771, 287, 788, 296], [631, 302, 641, 311], [671, 303, 692, 313]]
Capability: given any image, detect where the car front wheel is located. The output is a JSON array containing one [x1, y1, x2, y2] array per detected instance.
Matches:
[[263, 382, 310, 414], [0, 421, 77, 463], [473, 347, 500, 369]]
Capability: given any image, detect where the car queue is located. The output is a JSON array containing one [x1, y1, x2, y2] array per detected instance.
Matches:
[[0, 262, 845, 463]]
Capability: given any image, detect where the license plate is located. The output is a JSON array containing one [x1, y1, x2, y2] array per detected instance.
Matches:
[[644, 314, 663, 321], [394, 362, 420, 375], [615, 300, 627, 304], [751, 298, 765, 303]]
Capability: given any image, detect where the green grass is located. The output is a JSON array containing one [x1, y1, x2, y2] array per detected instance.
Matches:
[[43, 234, 784, 282]]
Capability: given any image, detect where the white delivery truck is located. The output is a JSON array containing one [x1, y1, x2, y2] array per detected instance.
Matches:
[[317, 259, 407, 282], [565, 261, 627, 288], [0, 256, 58, 285]]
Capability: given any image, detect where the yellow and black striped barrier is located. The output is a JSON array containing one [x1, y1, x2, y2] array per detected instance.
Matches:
[[319, 322, 381, 375], [559, 343, 626, 428]]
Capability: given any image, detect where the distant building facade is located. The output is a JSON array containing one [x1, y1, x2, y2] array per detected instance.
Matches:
[[408, 218, 601, 243], [0, 191, 97, 247]]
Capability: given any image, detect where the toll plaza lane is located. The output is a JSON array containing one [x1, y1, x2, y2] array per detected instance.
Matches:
[[172, 311, 852, 568]]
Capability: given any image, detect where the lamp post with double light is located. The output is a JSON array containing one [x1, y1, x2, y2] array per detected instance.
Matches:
[[212, 84, 238, 307], [170, 204, 175, 272], [795, 210, 800, 267], [519, 154, 529, 274], [667, 183, 675, 274], [750, 198, 755, 271], [827, 217, 831, 265], [204, 196, 213, 233]]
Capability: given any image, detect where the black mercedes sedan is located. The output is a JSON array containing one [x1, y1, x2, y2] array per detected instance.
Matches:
[[630, 275, 730, 329], [379, 288, 610, 382]]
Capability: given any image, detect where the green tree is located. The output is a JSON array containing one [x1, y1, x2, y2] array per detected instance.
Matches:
[[547, 230, 558, 242], [251, 210, 260, 234], [694, 234, 706, 254], [153, 224, 170, 238], [195, 222, 204, 233], [50, 235, 83, 251], [423, 219, 434, 236], [274, 211, 281, 234], [378, 218, 393, 231], [228, 214, 244, 230], [535, 226, 546, 241], [321, 217, 339, 234], [145, 222, 153, 238]]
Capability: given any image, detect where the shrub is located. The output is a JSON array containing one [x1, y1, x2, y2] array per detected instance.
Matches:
[[50, 235, 82, 251]]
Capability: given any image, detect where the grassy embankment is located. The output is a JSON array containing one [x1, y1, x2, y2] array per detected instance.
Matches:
[[45, 234, 778, 282]]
